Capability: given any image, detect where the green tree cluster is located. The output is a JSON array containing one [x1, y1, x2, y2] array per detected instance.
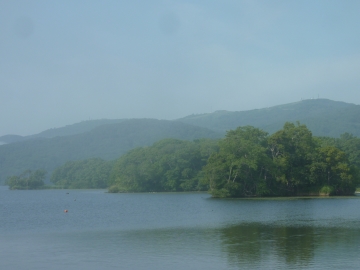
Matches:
[[202, 126, 271, 197], [318, 133, 360, 168], [51, 158, 114, 189], [203, 123, 359, 197], [108, 139, 218, 193], [6, 169, 46, 190]]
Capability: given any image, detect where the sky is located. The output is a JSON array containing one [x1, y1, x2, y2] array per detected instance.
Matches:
[[1, 0, 360, 136]]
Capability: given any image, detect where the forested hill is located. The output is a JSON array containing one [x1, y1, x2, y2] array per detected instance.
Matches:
[[178, 99, 360, 137], [2, 99, 359, 145], [0, 119, 221, 184], [0, 119, 127, 144]]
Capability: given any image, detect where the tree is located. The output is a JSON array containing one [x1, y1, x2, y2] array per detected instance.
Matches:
[[310, 146, 358, 195], [267, 122, 317, 195], [202, 126, 272, 197]]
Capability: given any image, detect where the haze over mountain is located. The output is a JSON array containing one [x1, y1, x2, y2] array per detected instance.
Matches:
[[178, 99, 360, 137], [1, 98, 359, 144], [2, 1, 360, 137], [0, 119, 127, 144]]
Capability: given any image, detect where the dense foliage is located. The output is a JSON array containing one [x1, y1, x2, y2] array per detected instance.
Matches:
[[203, 123, 359, 197], [51, 158, 114, 189], [203, 126, 272, 197], [108, 139, 219, 192], [6, 170, 46, 190], [318, 133, 360, 168]]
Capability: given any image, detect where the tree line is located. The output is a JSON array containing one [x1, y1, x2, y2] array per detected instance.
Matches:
[[108, 138, 219, 193], [7, 123, 360, 197]]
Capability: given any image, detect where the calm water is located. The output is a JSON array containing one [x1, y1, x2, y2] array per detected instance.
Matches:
[[1, 186, 360, 269]]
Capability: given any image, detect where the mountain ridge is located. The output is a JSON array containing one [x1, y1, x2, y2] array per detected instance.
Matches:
[[177, 99, 359, 136], [1, 99, 357, 144], [0, 119, 127, 144]]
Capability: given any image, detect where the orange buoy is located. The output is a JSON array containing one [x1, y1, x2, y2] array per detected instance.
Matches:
[[64, 209, 68, 213]]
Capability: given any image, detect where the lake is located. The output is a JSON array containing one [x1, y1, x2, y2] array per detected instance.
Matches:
[[1, 186, 360, 269]]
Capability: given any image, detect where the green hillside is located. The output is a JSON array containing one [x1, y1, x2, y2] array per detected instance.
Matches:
[[178, 99, 359, 137], [0, 119, 221, 184], [0, 119, 126, 144], [0, 135, 24, 144]]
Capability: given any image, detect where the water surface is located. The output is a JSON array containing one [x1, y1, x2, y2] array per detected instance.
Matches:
[[1, 187, 359, 269]]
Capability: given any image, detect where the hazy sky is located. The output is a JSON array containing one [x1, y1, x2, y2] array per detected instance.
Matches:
[[1, 0, 360, 136]]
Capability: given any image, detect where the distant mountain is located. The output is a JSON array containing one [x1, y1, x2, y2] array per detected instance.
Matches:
[[2, 98, 360, 185], [178, 99, 360, 137], [0, 119, 127, 144], [0, 119, 221, 184], [0, 134, 24, 144]]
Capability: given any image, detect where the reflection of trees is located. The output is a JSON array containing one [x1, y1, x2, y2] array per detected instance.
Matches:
[[272, 226, 315, 265], [220, 224, 265, 265], [220, 223, 360, 268]]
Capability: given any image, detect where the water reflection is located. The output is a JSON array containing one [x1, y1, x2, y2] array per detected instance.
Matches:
[[220, 222, 360, 269]]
